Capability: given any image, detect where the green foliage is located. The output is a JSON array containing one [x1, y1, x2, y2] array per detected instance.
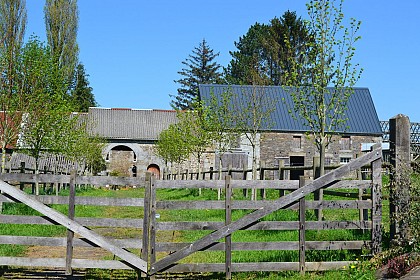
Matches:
[[70, 63, 97, 112], [44, 0, 79, 87], [283, 0, 362, 176], [225, 11, 312, 86], [170, 39, 223, 110], [155, 122, 191, 169], [16, 37, 98, 179]]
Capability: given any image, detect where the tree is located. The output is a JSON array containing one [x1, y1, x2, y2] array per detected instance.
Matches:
[[44, 0, 79, 87], [284, 0, 362, 176], [225, 11, 312, 86], [233, 85, 277, 182], [63, 118, 106, 175], [155, 123, 191, 176], [0, 0, 27, 172], [16, 37, 78, 194], [176, 104, 213, 181], [170, 39, 223, 110], [70, 63, 97, 112]]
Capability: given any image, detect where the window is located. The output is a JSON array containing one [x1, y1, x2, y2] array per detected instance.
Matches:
[[340, 136, 351, 150], [340, 156, 352, 164], [292, 136, 302, 149]]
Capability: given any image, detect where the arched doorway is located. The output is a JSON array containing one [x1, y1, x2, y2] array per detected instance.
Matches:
[[108, 145, 136, 176], [147, 164, 160, 179]]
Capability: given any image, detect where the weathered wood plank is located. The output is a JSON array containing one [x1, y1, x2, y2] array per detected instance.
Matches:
[[0, 194, 144, 207], [149, 146, 381, 274], [0, 173, 145, 187], [0, 235, 142, 248], [225, 176, 232, 279], [154, 240, 368, 252], [371, 145, 382, 254], [0, 214, 143, 228], [155, 220, 371, 231], [299, 177, 306, 274], [0, 180, 147, 272], [65, 171, 76, 275], [156, 200, 371, 210], [162, 261, 352, 273], [0, 257, 133, 270]]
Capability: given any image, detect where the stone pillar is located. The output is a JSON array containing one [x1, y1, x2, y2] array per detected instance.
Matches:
[[389, 114, 411, 243]]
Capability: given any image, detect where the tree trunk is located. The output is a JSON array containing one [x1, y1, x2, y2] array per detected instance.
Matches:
[[251, 144, 257, 200], [319, 140, 326, 177], [1, 144, 6, 173]]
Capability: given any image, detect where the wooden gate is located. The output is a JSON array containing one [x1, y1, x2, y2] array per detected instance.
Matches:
[[0, 173, 147, 275], [143, 144, 382, 276]]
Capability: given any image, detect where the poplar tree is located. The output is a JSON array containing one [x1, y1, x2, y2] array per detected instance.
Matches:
[[170, 39, 222, 110], [0, 0, 27, 172], [44, 0, 79, 87]]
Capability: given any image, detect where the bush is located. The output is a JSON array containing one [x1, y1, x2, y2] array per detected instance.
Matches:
[[387, 254, 415, 278]]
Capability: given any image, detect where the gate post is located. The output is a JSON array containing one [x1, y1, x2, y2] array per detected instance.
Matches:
[[371, 144, 382, 255], [225, 175, 232, 280], [389, 114, 411, 243], [65, 170, 76, 275], [299, 176, 306, 274], [142, 172, 153, 277]]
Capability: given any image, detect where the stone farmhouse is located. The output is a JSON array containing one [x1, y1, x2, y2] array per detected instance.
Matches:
[[87, 85, 382, 180], [199, 84, 383, 179], [88, 108, 177, 178]]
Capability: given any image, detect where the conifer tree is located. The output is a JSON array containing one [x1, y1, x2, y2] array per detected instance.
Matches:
[[170, 39, 222, 110], [71, 63, 97, 112], [225, 11, 311, 86]]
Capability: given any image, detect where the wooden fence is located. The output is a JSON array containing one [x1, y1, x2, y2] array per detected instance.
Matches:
[[0, 144, 382, 278]]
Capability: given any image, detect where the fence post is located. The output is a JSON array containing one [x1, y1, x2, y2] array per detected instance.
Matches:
[[149, 173, 157, 279], [142, 172, 154, 278], [279, 160, 285, 197], [299, 176, 306, 274], [259, 161, 266, 200], [225, 175, 232, 280], [65, 170, 76, 276], [389, 114, 411, 243], [313, 157, 323, 221], [371, 144, 382, 255], [19, 162, 25, 190], [210, 167, 213, 180]]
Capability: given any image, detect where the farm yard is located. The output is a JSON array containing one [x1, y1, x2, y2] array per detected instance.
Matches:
[[2, 0, 420, 279]]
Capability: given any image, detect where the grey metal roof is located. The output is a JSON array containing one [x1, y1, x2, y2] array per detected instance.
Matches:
[[88, 108, 178, 140], [199, 84, 382, 136]]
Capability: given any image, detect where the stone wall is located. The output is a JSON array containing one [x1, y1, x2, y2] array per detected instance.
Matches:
[[260, 132, 382, 172], [104, 132, 382, 180]]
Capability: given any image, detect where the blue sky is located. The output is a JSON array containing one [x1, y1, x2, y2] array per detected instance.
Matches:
[[25, 0, 420, 122]]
